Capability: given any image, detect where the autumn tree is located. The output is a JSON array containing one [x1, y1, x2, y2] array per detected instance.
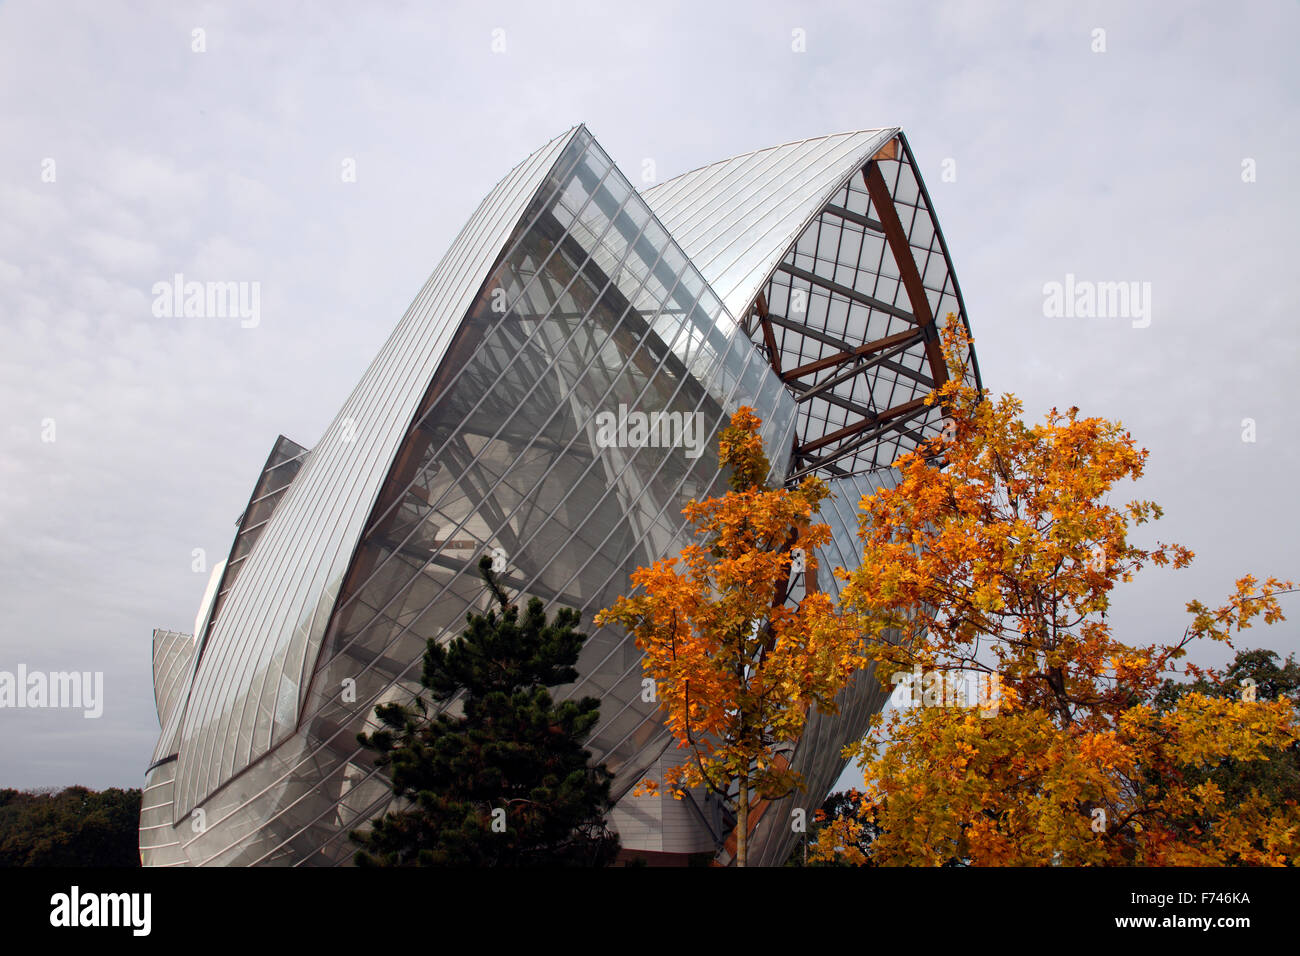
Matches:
[[783, 789, 883, 867], [351, 557, 620, 866], [1147, 647, 1300, 847], [596, 408, 864, 866], [813, 314, 1298, 866]]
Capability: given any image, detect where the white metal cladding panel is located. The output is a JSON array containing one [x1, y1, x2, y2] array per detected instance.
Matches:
[[642, 129, 897, 321], [173, 126, 583, 819], [138, 761, 188, 867], [151, 628, 193, 729]]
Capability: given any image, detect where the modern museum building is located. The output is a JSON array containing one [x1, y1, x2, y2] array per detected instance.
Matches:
[[141, 124, 980, 866]]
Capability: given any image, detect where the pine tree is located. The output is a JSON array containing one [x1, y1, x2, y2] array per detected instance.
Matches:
[[350, 557, 620, 866]]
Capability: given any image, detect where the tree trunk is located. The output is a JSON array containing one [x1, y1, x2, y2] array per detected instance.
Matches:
[[737, 774, 748, 867]]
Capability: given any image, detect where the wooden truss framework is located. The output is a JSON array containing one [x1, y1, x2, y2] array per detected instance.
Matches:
[[742, 139, 953, 481]]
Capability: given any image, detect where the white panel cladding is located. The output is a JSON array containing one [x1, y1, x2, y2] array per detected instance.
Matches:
[[642, 129, 897, 322], [608, 749, 721, 856], [151, 628, 193, 730]]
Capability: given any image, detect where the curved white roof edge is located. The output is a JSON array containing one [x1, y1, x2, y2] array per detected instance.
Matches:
[[643, 128, 898, 322]]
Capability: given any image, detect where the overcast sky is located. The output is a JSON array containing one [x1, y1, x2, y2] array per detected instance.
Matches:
[[1, 0, 1296, 791]]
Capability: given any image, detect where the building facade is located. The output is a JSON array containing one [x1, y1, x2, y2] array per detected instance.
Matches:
[[141, 125, 979, 866]]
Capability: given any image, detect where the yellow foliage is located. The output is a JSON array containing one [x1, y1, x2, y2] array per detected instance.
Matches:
[[810, 314, 1298, 867]]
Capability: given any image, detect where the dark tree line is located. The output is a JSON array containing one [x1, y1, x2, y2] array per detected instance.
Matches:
[[0, 786, 141, 867]]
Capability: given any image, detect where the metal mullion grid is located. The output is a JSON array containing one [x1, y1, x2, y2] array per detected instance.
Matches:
[[835, 209, 892, 434], [346, 331, 768, 808], [776, 200, 891, 469], [803, 280, 834, 378], [196, 247, 735, 868], [807, 213, 833, 348], [843, 175, 871, 217], [805, 285, 858, 456], [826, 162, 902, 470], [896, 133, 981, 398], [229, 139, 611, 776], [314, 162, 641, 656], [304, 306, 773, 859], [813, 215, 863, 404], [593, 367, 836, 804], [903, 185, 942, 301], [275, 180, 684, 769], [831, 402, 935, 475], [308, 244, 706, 731], [177, 132, 591, 819], [861, 162, 896, 330], [541, 344, 786, 770], [883, 157, 911, 319], [313, 151, 624, 603], [880, 154, 941, 465], [277, 335, 756, 867], [183, 149, 574, 812], [823, 204, 861, 295], [762, 271, 796, 369], [240, 457, 308, 514]]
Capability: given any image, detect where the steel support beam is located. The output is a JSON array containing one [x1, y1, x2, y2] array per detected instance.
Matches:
[[795, 395, 928, 457], [776, 262, 915, 324], [781, 326, 921, 382]]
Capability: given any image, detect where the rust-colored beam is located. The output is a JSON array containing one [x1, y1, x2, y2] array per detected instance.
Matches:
[[862, 161, 948, 388], [872, 137, 899, 162], [781, 327, 922, 382], [792, 399, 936, 477], [795, 395, 929, 457], [754, 292, 782, 376]]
